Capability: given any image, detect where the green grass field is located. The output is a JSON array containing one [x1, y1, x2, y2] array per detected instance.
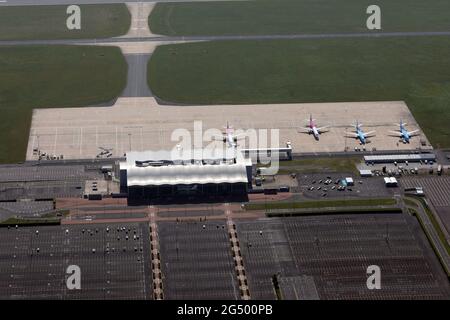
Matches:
[[275, 157, 360, 174], [0, 45, 127, 163], [148, 37, 450, 148], [0, 4, 130, 40], [149, 0, 450, 36], [0, 217, 60, 226]]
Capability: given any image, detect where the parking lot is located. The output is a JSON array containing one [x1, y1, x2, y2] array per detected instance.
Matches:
[[0, 164, 97, 183], [235, 219, 298, 300], [0, 180, 84, 201], [0, 223, 152, 299], [0, 163, 104, 202], [401, 176, 450, 207], [158, 220, 240, 300], [236, 214, 449, 299], [297, 173, 393, 200], [400, 176, 450, 232]]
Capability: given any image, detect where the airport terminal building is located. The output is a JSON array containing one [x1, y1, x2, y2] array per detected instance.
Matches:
[[119, 150, 252, 204]]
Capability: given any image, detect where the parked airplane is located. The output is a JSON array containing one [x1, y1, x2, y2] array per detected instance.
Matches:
[[388, 120, 420, 144], [298, 115, 330, 140], [213, 122, 245, 148], [345, 121, 376, 145]]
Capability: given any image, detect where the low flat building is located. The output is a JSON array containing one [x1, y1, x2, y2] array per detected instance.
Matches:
[[359, 169, 373, 177], [364, 153, 436, 164], [119, 150, 252, 204]]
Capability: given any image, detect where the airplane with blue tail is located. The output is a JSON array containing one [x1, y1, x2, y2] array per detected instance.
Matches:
[[345, 121, 376, 145], [388, 120, 420, 144]]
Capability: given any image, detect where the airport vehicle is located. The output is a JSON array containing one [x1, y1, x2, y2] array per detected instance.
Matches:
[[298, 114, 330, 140], [345, 121, 376, 145], [388, 120, 420, 144], [96, 147, 113, 158]]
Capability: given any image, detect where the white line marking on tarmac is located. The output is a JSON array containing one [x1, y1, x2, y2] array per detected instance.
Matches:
[[140, 126, 143, 151], [79, 127, 83, 156], [31, 130, 36, 152], [53, 127, 58, 155], [115, 126, 118, 156]]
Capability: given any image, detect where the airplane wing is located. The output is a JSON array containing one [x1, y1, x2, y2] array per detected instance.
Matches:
[[233, 133, 247, 140], [388, 131, 402, 137], [317, 126, 330, 133], [297, 128, 312, 134], [344, 132, 358, 138], [409, 130, 420, 136], [365, 130, 376, 137], [211, 135, 225, 141]]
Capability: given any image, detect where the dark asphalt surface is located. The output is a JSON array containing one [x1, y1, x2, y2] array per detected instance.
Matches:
[[122, 54, 153, 97]]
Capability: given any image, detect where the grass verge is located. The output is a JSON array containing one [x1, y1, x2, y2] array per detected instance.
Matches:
[[149, 0, 450, 36], [245, 198, 396, 211], [0, 217, 60, 227], [275, 157, 360, 175], [0, 209, 68, 227], [404, 198, 419, 208], [266, 207, 402, 217]]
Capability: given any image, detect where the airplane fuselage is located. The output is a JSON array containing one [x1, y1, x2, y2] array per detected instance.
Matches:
[[225, 129, 237, 148], [356, 129, 367, 145], [400, 127, 410, 143], [311, 126, 320, 140]]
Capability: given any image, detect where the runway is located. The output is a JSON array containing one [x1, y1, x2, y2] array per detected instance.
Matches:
[[0, 0, 222, 6]]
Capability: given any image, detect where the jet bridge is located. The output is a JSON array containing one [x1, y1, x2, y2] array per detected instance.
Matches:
[[241, 142, 293, 162]]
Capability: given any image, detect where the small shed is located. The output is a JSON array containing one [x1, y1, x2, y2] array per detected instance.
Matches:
[[359, 169, 373, 177]]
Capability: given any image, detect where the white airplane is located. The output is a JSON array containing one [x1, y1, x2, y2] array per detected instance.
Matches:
[[388, 120, 420, 144], [345, 121, 376, 145], [213, 122, 245, 148], [298, 114, 330, 140]]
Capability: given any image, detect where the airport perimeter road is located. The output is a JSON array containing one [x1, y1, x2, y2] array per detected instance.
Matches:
[[406, 197, 450, 275]]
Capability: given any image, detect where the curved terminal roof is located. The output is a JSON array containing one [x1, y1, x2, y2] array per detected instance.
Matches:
[[121, 150, 250, 187]]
